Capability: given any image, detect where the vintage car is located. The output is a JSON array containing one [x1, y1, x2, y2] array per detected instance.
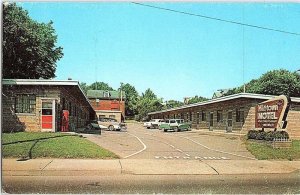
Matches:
[[159, 119, 191, 132], [98, 117, 127, 131], [143, 119, 165, 129]]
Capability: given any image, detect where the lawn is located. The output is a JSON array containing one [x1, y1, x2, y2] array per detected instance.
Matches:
[[246, 140, 300, 160], [2, 132, 119, 159]]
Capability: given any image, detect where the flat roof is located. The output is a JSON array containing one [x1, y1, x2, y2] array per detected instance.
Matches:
[[148, 93, 300, 115], [2, 79, 94, 110]]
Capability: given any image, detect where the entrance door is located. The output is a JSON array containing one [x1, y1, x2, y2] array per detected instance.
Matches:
[[41, 100, 55, 132], [209, 112, 214, 131], [227, 111, 233, 132]]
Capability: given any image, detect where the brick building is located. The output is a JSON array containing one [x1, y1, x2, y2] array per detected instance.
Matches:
[[148, 93, 300, 139], [87, 90, 125, 122], [2, 79, 95, 132]]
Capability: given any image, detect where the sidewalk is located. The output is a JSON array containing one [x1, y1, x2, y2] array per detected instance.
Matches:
[[3, 158, 300, 176]]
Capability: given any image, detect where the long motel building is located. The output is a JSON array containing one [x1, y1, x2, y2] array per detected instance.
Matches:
[[148, 93, 300, 139]]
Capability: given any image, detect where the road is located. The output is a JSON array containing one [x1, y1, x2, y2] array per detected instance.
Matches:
[[3, 123, 300, 194], [3, 173, 300, 194], [86, 123, 255, 160]]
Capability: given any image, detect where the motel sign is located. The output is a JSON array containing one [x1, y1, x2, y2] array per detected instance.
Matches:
[[255, 95, 289, 129]]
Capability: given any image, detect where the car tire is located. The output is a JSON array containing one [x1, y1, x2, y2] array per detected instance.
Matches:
[[108, 125, 114, 131], [174, 127, 179, 132], [164, 129, 167, 132]]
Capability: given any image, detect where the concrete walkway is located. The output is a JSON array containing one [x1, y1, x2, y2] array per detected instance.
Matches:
[[3, 158, 300, 176]]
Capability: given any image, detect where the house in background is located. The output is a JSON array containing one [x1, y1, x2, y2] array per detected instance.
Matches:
[[212, 89, 231, 99], [87, 90, 125, 122], [2, 79, 95, 132]]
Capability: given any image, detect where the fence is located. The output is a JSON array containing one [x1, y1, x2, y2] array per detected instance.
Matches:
[[272, 138, 292, 149]]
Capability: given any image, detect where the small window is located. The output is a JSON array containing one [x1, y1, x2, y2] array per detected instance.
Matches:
[[69, 102, 72, 116], [109, 115, 115, 119], [217, 110, 223, 122], [15, 94, 36, 114], [201, 111, 206, 121], [170, 120, 176, 123], [103, 91, 110, 98]]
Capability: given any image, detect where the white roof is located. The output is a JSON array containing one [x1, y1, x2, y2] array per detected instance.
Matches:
[[2, 79, 93, 110], [149, 93, 300, 115]]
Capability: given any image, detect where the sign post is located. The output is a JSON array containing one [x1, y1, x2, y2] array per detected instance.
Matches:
[[255, 95, 290, 130]]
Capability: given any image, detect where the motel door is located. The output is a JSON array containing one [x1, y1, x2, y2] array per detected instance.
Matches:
[[227, 111, 233, 132], [209, 112, 214, 131], [41, 100, 56, 132]]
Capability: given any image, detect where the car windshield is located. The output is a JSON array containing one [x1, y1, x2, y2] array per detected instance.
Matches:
[[150, 120, 155, 122], [176, 120, 182, 123]]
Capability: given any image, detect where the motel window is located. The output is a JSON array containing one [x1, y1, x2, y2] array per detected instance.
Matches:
[[236, 108, 245, 122], [201, 111, 206, 121], [15, 94, 36, 114], [217, 110, 223, 122], [197, 112, 200, 124], [69, 102, 72, 116], [62, 98, 66, 110], [180, 113, 184, 119], [103, 91, 110, 98]]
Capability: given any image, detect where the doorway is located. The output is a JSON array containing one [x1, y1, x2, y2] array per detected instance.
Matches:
[[227, 110, 233, 132], [209, 112, 214, 131], [41, 99, 55, 132]]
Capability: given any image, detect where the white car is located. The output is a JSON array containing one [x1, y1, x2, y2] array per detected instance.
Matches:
[[98, 117, 126, 131], [143, 119, 165, 129]]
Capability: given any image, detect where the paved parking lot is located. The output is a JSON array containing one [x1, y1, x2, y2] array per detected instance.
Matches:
[[84, 123, 255, 160]]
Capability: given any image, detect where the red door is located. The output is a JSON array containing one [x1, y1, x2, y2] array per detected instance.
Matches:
[[41, 101, 54, 131]]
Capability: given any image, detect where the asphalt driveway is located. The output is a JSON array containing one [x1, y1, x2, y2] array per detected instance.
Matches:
[[83, 123, 255, 160]]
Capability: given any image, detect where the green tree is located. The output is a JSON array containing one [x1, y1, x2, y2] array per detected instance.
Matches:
[[3, 3, 63, 79], [79, 82, 89, 95], [164, 100, 184, 109], [121, 83, 139, 116], [224, 69, 300, 97], [188, 95, 209, 104], [89, 82, 114, 91], [135, 89, 163, 121]]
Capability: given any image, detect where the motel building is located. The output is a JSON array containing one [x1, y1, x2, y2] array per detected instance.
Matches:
[[148, 93, 300, 139], [2, 79, 95, 133]]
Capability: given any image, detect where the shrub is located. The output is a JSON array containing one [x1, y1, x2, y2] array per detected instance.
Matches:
[[247, 130, 289, 141], [247, 130, 258, 139], [256, 130, 267, 140]]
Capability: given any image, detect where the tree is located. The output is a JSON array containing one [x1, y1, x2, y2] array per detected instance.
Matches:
[[79, 82, 89, 95], [188, 95, 208, 104], [121, 83, 139, 116], [89, 82, 114, 91], [164, 100, 184, 109], [3, 3, 63, 79], [224, 69, 300, 97], [135, 88, 163, 121]]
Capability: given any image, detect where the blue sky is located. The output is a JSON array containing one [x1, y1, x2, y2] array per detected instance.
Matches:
[[20, 2, 300, 101]]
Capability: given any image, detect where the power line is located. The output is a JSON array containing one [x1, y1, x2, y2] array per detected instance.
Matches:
[[131, 2, 300, 36]]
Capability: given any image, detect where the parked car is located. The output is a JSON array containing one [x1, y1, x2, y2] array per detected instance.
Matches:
[[143, 119, 165, 129], [83, 120, 101, 134], [159, 119, 191, 132], [98, 117, 127, 131]]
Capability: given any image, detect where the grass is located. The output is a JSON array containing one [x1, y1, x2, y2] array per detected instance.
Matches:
[[246, 139, 300, 160], [2, 132, 119, 159]]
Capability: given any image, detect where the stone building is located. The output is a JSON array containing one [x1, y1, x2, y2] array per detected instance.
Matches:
[[87, 90, 125, 122], [2, 79, 95, 132], [148, 93, 300, 139]]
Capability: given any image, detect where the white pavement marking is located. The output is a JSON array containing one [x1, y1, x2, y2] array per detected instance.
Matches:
[[178, 135, 256, 160], [123, 132, 147, 159]]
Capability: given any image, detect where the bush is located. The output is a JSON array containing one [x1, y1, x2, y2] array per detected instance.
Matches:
[[247, 130, 258, 139], [256, 130, 267, 140], [247, 130, 289, 141]]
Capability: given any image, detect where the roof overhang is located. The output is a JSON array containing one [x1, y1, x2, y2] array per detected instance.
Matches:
[[2, 79, 94, 110], [148, 93, 300, 115]]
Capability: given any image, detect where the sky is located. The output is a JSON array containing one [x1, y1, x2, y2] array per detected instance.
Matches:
[[19, 2, 300, 101]]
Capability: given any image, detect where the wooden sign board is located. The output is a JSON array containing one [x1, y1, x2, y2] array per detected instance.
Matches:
[[255, 95, 289, 129]]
